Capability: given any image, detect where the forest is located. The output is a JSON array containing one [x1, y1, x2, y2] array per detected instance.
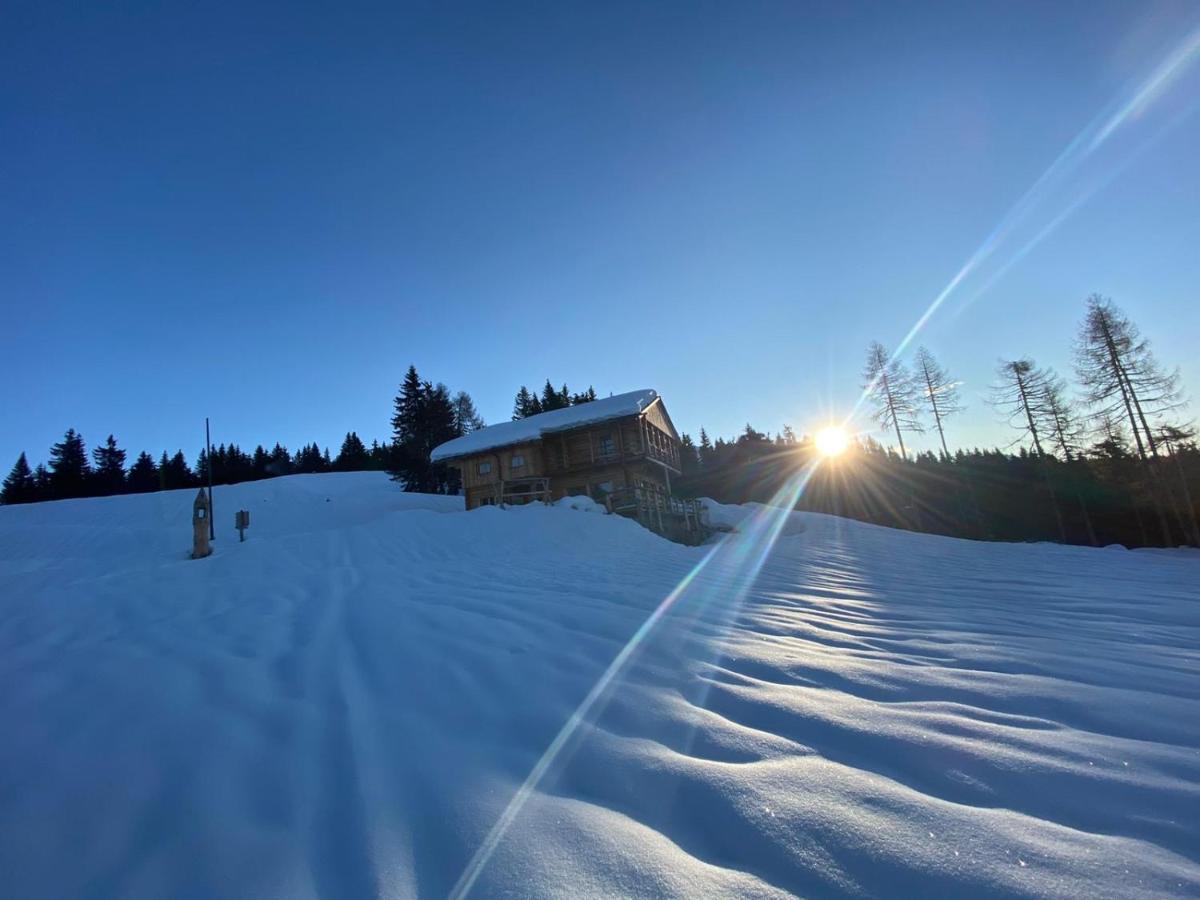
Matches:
[[4, 296, 1196, 548]]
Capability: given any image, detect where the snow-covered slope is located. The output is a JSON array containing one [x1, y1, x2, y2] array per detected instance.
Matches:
[[1, 472, 1197, 899]]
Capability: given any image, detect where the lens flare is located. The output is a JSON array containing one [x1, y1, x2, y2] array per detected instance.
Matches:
[[815, 426, 850, 457], [847, 22, 1200, 428], [449, 459, 822, 899]]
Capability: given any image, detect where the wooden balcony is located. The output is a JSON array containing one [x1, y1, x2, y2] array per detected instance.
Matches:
[[545, 418, 682, 476], [606, 484, 708, 543]]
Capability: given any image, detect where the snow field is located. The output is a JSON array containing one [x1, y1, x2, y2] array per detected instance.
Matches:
[[0, 471, 1197, 898]]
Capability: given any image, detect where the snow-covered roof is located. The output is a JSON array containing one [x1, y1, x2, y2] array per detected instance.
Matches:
[[432, 389, 660, 462]]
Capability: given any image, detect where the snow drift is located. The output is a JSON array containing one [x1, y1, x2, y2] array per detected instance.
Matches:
[[0, 471, 1197, 898]]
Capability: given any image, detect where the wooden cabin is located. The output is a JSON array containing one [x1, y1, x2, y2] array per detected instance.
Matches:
[[431, 389, 706, 541]]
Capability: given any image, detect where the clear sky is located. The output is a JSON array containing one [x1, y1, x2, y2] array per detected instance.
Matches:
[[3, 1, 1198, 469]]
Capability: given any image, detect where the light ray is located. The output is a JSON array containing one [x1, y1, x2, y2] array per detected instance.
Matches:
[[847, 23, 1200, 427], [449, 459, 821, 899]]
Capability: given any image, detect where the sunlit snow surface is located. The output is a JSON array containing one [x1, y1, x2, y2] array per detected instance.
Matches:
[[1, 472, 1197, 898]]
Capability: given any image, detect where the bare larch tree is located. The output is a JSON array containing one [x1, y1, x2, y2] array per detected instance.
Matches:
[[862, 342, 923, 461], [1040, 371, 1098, 546], [1076, 295, 1188, 545], [990, 358, 1066, 542], [914, 347, 963, 459]]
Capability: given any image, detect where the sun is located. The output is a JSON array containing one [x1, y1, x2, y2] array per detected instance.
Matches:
[[815, 425, 850, 458]]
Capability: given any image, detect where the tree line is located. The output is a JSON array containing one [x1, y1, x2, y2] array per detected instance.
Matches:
[[0, 429, 400, 505], [678, 295, 1197, 548], [512, 380, 597, 419], [0, 365, 590, 506], [5, 298, 1194, 549]]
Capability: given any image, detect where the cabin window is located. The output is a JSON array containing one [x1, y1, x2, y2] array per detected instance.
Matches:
[[477, 461, 492, 475], [594, 481, 614, 496], [598, 434, 615, 457], [510, 454, 525, 469]]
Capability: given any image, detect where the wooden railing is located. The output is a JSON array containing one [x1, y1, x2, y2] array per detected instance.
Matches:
[[496, 476, 552, 507], [549, 436, 680, 474], [606, 484, 706, 536]]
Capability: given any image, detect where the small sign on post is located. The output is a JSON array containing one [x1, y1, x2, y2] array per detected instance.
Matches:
[[235, 509, 250, 542], [192, 489, 212, 559]]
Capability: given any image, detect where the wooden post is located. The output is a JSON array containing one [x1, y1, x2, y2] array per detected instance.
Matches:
[[191, 489, 212, 559]]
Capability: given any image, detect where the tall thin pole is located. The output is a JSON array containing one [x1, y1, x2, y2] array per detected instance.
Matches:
[[205, 417, 215, 541]]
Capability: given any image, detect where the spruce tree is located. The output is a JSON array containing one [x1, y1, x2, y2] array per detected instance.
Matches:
[[48, 429, 91, 499], [92, 434, 127, 495], [423, 382, 463, 493], [540, 379, 568, 412], [127, 451, 159, 493], [679, 434, 699, 478], [698, 428, 713, 468], [34, 464, 51, 499], [1, 452, 37, 504], [512, 386, 535, 420], [369, 439, 389, 470], [161, 451, 194, 490], [390, 366, 433, 487], [269, 443, 293, 476], [334, 432, 370, 471], [252, 445, 271, 479]]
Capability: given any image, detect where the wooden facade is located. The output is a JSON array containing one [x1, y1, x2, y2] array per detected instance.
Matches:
[[444, 398, 684, 512]]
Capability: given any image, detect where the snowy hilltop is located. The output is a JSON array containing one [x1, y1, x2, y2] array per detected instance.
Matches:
[[0, 471, 1197, 898]]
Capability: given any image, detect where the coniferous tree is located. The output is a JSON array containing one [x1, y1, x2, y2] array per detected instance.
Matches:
[[334, 432, 370, 471], [161, 450, 194, 490], [1, 452, 37, 504], [91, 434, 127, 495], [251, 445, 271, 479], [862, 342, 923, 460], [698, 427, 713, 468], [1076, 294, 1187, 544], [34, 464, 51, 499], [990, 358, 1066, 541], [368, 439, 389, 470], [914, 347, 963, 459], [269, 443, 293, 476], [1158, 425, 1200, 547], [127, 451, 159, 493], [540, 380, 568, 412], [48, 429, 91, 499], [1039, 372, 1098, 546], [422, 382, 463, 493], [451, 391, 485, 434], [391, 365, 428, 484], [679, 434, 700, 478], [512, 386, 536, 420]]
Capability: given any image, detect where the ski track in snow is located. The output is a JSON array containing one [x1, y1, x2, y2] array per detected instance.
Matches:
[[0, 472, 1197, 899]]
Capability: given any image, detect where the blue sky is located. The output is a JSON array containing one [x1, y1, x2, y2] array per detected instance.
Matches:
[[2, 1, 1198, 469]]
